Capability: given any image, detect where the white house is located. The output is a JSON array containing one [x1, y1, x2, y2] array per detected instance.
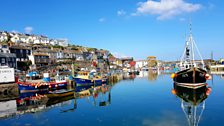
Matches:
[[57, 39, 69, 47], [33, 36, 50, 45], [49, 39, 58, 46], [10, 33, 20, 43], [135, 60, 148, 69], [0, 32, 8, 42]]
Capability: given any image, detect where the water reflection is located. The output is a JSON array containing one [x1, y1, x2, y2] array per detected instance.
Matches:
[[210, 71, 224, 79], [75, 84, 111, 107], [0, 83, 113, 119], [122, 72, 136, 81], [147, 70, 158, 81], [135, 70, 159, 81], [172, 83, 212, 126]]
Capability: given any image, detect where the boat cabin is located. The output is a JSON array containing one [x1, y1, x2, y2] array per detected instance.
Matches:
[[76, 71, 90, 79], [180, 62, 196, 70]]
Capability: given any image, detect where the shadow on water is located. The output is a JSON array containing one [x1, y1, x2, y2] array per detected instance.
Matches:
[[171, 83, 212, 126]]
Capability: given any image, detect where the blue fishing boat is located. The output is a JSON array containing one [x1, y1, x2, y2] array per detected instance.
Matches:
[[74, 71, 108, 87], [17, 82, 49, 93], [17, 81, 68, 93], [18, 72, 68, 93]]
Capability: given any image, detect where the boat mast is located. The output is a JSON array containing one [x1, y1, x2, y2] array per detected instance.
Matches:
[[180, 20, 205, 69], [190, 22, 195, 65]]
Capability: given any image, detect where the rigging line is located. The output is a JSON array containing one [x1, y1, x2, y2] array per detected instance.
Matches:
[[192, 38, 205, 68], [180, 37, 188, 64]]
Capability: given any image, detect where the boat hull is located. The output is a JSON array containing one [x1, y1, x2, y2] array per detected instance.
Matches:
[[74, 78, 94, 86], [173, 67, 207, 84], [18, 83, 49, 93], [74, 78, 108, 87], [18, 82, 68, 93], [48, 82, 67, 90]]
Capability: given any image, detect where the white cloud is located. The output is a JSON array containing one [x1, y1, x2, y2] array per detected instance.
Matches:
[[99, 18, 106, 22], [117, 10, 126, 16], [142, 111, 185, 126], [133, 0, 202, 20], [24, 26, 33, 34]]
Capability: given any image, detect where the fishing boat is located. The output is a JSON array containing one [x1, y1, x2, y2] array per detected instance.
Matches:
[[46, 89, 74, 99], [172, 83, 211, 126], [17, 82, 49, 93], [17, 73, 68, 93], [74, 71, 108, 87], [171, 23, 210, 85]]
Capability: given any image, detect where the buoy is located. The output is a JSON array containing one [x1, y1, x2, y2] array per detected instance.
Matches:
[[171, 89, 176, 95], [205, 74, 211, 80], [170, 73, 176, 79], [206, 87, 212, 95]]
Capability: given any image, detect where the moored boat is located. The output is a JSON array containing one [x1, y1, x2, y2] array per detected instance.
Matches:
[[17, 82, 49, 93], [74, 71, 108, 87], [18, 72, 68, 93], [171, 23, 210, 85], [46, 89, 74, 99]]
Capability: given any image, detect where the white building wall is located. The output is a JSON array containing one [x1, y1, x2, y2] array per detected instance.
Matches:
[[28, 55, 35, 65], [135, 60, 148, 69]]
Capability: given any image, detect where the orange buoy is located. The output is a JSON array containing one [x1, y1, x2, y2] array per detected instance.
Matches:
[[171, 89, 176, 95], [206, 87, 212, 95], [205, 74, 211, 80], [170, 73, 176, 79]]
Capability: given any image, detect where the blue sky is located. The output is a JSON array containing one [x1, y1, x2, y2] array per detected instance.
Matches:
[[0, 0, 223, 61]]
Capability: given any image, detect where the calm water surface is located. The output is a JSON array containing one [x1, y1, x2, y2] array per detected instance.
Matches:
[[1, 72, 224, 126]]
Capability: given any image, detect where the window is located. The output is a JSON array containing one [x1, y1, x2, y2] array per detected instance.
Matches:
[[2, 58, 5, 63], [2, 45, 7, 48]]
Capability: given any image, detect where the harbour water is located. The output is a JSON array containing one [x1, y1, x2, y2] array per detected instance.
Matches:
[[1, 71, 224, 126]]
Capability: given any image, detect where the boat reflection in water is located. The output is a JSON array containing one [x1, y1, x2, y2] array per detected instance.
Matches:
[[75, 84, 112, 107], [172, 83, 212, 126], [0, 83, 112, 119]]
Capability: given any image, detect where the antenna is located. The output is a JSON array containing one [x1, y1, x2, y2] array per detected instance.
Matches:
[[211, 51, 213, 60], [190, 18, 192, 35]]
